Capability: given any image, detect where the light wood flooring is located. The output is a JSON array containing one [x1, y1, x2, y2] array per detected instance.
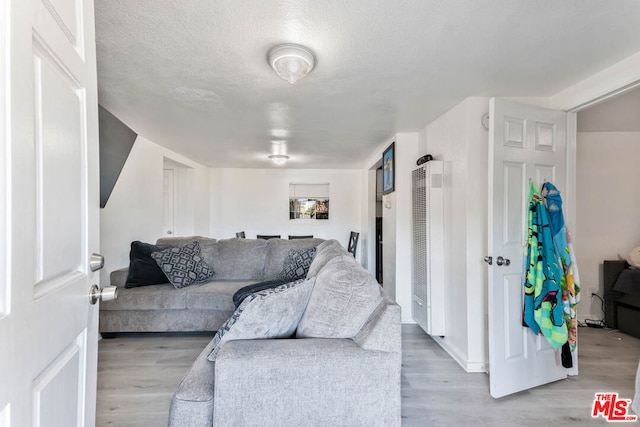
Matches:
[[97, 326, 640, 426]]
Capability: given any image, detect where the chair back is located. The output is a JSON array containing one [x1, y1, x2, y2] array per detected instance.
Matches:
[[235, 231, 246, 238], [257, 234, 281, 240], [288, 235, 313, 240], [347, 231, 359, 257]]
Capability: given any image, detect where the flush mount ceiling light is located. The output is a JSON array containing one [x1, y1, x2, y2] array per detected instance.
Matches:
[[268, 43, 316, 84], [268, 154, 290, 166], [269, 140, 290, 165]]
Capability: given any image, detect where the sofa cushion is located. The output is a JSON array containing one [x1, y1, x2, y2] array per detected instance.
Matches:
[[297, 254, 382, 339], [207, 238, 269, 281], [280, 247, 317, 280], [156, 236, 217, 247], [110, 267, 129, 288], [207, 278, 315, 362], [125, 241, 173, 288], [306, 239, 349, 278], [262, 238, 324, 280], [151, 242, 214, 289], [186, 280, 257, 311], [100, 283, 188, 310]]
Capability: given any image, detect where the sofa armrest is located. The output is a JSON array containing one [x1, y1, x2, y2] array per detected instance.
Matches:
[[353, 298, 401, 353], [213, 338, 401, 427], [109, 267, 129, 287]]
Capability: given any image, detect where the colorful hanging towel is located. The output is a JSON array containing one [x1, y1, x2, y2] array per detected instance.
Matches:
[[541, 182, 581, 351], [523, 183, 567, 348], [565, 229, 581, 348]]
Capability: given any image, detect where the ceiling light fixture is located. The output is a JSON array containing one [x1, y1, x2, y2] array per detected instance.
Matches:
[[269, 140, 290, 166], [268, 154, 290, 166], [267, 43, 316, 84]]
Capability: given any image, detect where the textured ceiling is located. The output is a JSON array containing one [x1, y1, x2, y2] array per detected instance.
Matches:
[[94, 0, 640, 168]]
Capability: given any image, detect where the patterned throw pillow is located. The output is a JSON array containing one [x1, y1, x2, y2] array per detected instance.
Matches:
[[207, 278, 315, 362], [232, 278, 293, 308], [280, 247, 317, 280], [151, 241, 214, 289]]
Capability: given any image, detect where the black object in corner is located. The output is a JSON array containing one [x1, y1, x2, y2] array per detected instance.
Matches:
[[416, 154, 433, 166]]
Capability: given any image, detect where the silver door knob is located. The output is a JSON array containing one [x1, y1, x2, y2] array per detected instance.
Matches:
[[89, 253, 104, 272], [483, 256, 493, 265], [167, 230, 173, 235], [89, 285, 118, 305], [496, 256, 510, 266]]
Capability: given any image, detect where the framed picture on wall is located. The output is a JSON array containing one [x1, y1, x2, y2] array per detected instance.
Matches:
[[382, 142, 395, 195]]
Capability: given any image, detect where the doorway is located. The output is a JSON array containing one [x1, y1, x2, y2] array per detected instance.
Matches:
[[375, 167, 383, 284], [574, 87, 640, 324], [162, 158, 196, 237]]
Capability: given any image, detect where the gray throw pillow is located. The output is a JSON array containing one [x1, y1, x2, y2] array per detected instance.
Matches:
[[306, 239, 349, 278], [280, 247, 317, 280], [297, 254, 382, 339], [151, 241, 214, 289], [207, 278, 315, 362]]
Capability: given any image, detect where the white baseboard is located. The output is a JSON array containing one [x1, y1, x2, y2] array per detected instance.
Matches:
[[401, 317, 416, 325], [431, 336, 486, 373]]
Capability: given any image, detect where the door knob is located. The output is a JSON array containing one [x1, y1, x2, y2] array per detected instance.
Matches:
[[496, 256, 511, 266], [483, 256, 493, 265], [167, 230, 173, 235], [89, 285, 118, 305]]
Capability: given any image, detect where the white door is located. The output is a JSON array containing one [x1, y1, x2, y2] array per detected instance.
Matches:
[[163, 169, 175, 237], [487, 98, 569, 398], [0, 0, 100, 425]]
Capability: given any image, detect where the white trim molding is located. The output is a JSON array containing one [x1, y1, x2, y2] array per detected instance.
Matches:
[[550, 50, 640, 112]]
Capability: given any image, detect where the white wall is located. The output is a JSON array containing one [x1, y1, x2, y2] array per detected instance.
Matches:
[[361, 134, 419, 319], [361, 167, 379, 275], [419, 97, 489, 371], [100, 136, 210, 283], [394, 133, 420, 319], [575, 131, 640, 319], [209, 168, 362, 254]]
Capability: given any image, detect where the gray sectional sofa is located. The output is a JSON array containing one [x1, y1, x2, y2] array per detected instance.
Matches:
[[101, 237, 401, 426], [100, 236, 325, 334], [168, 239, 401, 427]]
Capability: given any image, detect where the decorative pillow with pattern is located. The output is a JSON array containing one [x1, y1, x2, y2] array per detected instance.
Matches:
[[207, 277, 315, 362], [151, 241, 214, 289], [232, 278, 293, 308], [280, 247, 317, 280]]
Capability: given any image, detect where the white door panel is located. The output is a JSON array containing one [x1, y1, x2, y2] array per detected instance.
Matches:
[[488, 98, 569, 398], [0, 1, 99, 426], [35, 49, 85, 292]]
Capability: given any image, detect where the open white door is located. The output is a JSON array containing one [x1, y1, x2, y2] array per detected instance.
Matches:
[[0, 0, 100, 425], [487, 98, 569, 398]]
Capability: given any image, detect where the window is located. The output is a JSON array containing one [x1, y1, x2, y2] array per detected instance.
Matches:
[[289, 184, 329, 220]]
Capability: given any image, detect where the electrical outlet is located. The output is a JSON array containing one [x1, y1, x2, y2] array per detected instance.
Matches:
[[589, 287, 596, 296]]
